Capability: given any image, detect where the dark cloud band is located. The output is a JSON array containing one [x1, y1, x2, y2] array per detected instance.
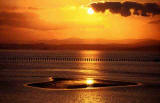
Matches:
[[0, 11, 59, 30], [91, 1, 160, 17]]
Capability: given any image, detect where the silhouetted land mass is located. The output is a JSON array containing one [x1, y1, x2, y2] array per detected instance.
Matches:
[[0, 39, 160, 51], [0, 43, 160, 51]]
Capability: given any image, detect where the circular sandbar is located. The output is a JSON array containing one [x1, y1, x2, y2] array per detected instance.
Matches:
[[27, 77, 139, 90]]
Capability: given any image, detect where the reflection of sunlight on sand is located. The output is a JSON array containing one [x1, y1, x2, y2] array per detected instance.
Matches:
[[72, 89, 105, 103], [49, 76, 53, 81]]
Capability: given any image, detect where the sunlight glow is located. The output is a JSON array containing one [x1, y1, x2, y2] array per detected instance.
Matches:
[[88, 8, 94, 15], [86, 78, 94, 85], [49, 77, 54, 81]]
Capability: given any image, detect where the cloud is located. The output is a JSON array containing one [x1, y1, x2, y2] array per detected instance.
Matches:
[[149, 19, 160, 24], [0, 11, 60, 30], [0, 6, 39, 11], [91, 1, 160, 17]]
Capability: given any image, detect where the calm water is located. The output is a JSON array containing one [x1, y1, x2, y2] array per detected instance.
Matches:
[[0, 50, 160, 103]]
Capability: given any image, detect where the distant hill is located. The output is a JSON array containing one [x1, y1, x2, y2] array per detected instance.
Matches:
[[35, 38, 160, 45], [0, 39, 160, 51]]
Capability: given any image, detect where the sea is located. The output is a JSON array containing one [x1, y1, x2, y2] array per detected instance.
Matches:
[[0, 50, 160, 103]]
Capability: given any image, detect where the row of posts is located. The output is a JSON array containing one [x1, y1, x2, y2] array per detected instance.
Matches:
[[0, 57, 159, 62]]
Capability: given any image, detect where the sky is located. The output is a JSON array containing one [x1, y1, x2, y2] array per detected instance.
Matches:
[[0, 0, 160, 44]]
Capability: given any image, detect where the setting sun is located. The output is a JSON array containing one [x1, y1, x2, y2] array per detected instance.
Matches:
[[88, 8, 94, 15]]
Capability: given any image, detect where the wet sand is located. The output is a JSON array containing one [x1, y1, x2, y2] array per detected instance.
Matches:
[[27, 77, 138, 90], [1, 69, 160, 103]]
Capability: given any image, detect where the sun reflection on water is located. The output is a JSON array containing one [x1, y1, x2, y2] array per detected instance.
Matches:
[[80, 50, 100, 56], [86, 78, 94, 85], [79, 50, 101, 71]]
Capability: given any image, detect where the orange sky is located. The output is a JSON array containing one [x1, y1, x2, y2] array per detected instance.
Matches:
[[0, 0, 160, 43]]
